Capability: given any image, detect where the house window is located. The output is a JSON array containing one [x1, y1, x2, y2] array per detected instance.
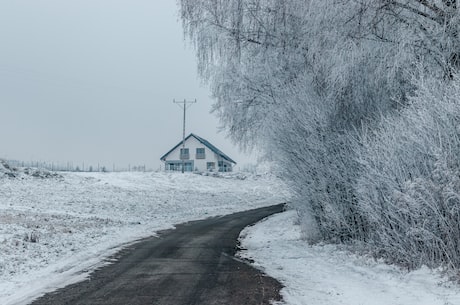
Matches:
[[167, 161, 193, 172], [207, 162, 215, 171], [196, 148, 205, 159], [168, 162, 181, 171], [184, 162, 193, 172], [180, 148, 189, 160], [218, 161, 232, 172]]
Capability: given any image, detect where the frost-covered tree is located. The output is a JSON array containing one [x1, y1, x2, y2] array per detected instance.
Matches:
[[179, 0, 412, 239], [179, 0, 460, 270], [370, 0, 460, 77]]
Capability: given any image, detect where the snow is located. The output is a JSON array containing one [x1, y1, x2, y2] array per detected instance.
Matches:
[[0, 170, 289, 304], [4, 168, 460, 305], [238, 210, 460, 305]]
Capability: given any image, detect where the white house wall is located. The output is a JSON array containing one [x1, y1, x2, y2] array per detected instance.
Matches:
[[165, 136, 220, 172]]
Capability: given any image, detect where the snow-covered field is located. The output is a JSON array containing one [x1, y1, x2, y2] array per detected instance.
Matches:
[[239, 210, 460, 305], [4, 164, 460, 305], [0, 169, 288, 304]]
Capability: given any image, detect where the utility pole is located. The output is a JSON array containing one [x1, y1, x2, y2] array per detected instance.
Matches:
[[173, 99, 196, 173]]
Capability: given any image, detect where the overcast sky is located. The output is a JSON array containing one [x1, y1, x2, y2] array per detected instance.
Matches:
[[0, 0, 255, 170]]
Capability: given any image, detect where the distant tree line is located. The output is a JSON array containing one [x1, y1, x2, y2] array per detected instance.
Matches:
[[179, 0, 460, 271]]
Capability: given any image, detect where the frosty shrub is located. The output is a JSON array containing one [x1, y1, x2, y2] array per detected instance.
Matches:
[[24, 231, 40, 243], [356, 76, 460, 269]]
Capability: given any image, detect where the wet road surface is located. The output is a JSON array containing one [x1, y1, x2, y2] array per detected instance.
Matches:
[[30, 204, 285, 305]]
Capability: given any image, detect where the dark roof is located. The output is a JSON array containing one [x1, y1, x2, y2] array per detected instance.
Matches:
[[160, 133, 236, 164]]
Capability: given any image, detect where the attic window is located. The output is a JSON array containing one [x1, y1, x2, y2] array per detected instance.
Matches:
[[196, 148, 205, 159]]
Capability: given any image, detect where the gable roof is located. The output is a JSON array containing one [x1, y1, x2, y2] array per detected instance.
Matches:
[[160, 133, 236, 164]]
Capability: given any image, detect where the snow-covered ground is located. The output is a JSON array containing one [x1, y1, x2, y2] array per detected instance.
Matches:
[[239, 210, 460, 305], [4, 164, 460, 305], [0, 170, 289, 304]]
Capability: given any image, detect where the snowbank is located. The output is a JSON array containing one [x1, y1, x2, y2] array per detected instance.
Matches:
[[0, 170, 289, 304], [239, 210, 460, 305], [0, 159, 61, 179], [0, 160, 16, 178]]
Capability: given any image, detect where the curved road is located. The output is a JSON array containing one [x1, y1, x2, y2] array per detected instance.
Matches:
[[30, 204, 285, 305]]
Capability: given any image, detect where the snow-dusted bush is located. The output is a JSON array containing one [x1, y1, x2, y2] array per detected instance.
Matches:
[[24, 231, 40, 243], [356, 76, 460, 269]]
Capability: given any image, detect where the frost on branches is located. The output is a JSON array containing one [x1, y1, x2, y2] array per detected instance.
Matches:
[[179, 0, 460, 271]]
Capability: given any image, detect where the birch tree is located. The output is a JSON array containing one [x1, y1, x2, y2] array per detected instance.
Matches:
[[179, 0, 460, 270]]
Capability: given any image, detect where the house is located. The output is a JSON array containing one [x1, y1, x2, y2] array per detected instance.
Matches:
[[160, 133, 236, 172]]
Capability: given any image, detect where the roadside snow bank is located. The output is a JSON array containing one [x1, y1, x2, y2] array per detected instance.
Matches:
[[0, 171, 289, 304], [239, 210, 460, 305]]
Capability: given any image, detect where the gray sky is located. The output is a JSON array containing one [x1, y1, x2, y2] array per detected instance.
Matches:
[[0, 0, 255, 170]]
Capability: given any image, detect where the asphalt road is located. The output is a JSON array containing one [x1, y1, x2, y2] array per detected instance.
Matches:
[[30, 204, 285, 305]]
